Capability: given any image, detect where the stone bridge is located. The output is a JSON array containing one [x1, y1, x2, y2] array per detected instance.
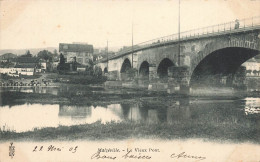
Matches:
[[96, 17, 260, 89]]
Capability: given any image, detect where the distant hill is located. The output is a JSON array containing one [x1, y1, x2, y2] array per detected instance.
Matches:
[[0, 47, 58, 56], [0, 46, 120, 56]]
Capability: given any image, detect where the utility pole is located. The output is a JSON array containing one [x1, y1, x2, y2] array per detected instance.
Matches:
[[132, 21, 134, 68], [178, 0, 181, 66], [107, 40, 108, 71]]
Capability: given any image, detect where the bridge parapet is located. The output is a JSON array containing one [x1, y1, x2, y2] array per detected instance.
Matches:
[[96, 16, 260, 64]]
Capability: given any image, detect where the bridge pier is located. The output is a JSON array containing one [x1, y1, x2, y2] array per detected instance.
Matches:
[[233, 66, 247, 91], [168, 66, 190, 95], [147, 66, 191, 94], [148, 64, 157, 81]]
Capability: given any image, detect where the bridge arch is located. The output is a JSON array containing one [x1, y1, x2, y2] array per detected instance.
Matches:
[[157, 58, 175, 79], [190, 47, 260, 87], [120, 58, 132, 73], [104, 67, 108, 73], [190, 36, 260, 75], [139, 61, 149, 78]]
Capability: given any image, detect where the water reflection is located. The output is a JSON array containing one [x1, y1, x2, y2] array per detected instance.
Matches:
[[0, 87, 59, 95], [59, 105, 92, 119], [0, 104, 60, 132], [244, 98, 260, 115], [0, 85, 145, 97], [0, 97, 259, 133]]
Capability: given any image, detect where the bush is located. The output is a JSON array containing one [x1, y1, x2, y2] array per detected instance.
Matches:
[[0, 73, 42, 80], [93, 66, 102, 77], [246, 78, 260, 90], [68, 75, 107, 85], [54, 74, 107, 85]]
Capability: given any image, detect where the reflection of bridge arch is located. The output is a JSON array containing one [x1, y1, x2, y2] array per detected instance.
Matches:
[[157, 58, 175, 78], [190, 47, 260, 86], [139, 61, 149, 78], [120, 58, 131, 73]]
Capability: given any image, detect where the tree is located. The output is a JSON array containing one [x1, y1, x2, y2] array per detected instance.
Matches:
[[93, 55, 97, 62], [88, 59, 94, 68], [58, 53, 66, 71], [53, 49, 59, 60], [0, 61, 14, 68], [93, 66, 102, 77], [21, 50, 32, 57], [53, 49, 58, 56], [37, 50, 53, 62], [84, 59, 94, 75]]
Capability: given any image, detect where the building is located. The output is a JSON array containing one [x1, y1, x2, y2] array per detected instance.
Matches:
[[59, 43, 94, 66], [16, 57, 38, 65], [15, 57, 38, 75], [14, 64, 35, 76], [76, 64, 87, 72], [0, 66, 16, 76], [93, 49, 115, 62], [36, 59, 48, 72], [242, 58, 260, 76], [52, 61, 59, 71], [96, 55, 104, 61]]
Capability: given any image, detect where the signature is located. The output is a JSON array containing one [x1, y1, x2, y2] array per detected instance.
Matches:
[[91, 149, 152, 160], [91, 150, 117, 160], [122, 149, 152, 160], [171, 152, 206, 161]]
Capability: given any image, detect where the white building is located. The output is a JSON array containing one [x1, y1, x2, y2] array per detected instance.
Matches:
[[0, 67, 16, 75], [242, 58, 260, 76], [15, 64, 35, 76]]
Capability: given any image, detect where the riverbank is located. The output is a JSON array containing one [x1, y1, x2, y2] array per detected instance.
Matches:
[[0, 87, 243, 107], [45, 73, 107, 85], [1, 120, 259, 143]]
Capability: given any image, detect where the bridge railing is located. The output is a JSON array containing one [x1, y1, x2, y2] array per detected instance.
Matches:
[[180, 16, 260, 38], [96, 16, 260, 63]]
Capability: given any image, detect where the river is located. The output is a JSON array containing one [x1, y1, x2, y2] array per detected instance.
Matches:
[[0, 86, 259, 133]]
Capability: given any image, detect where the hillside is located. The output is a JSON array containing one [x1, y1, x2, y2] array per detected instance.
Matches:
[[0, 47, 58, 56], [0, 53, 17, 60]]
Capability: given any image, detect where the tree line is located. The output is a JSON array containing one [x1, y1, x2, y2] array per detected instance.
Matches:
[[21, 49, 59, 61]]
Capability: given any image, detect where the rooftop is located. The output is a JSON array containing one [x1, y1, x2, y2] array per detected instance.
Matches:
[[59, 43, 94, 53], [17, 57, 39, 63], [77, 64, 86, 68], [15, 64, 36, 68], [0, 53, 17, 60]]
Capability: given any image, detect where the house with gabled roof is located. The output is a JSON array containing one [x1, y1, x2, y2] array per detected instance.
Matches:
[[0, 53, 17, 62], [59, 43, 94, 66], [15, 57, 39, 75], [14, 64, 35, 76]]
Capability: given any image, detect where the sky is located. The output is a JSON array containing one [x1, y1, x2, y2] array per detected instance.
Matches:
[[0, 0, 259, 50]]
